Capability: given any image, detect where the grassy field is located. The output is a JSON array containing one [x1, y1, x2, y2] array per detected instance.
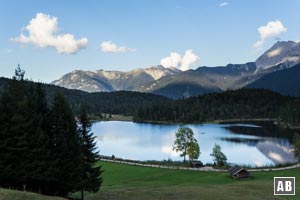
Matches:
[[0, 188, 65, 200], [1, 161, 300, 200], [83, 161, 300, 200]]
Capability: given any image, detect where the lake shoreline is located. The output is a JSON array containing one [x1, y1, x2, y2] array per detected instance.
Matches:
[[93, 116, 300, 130], [99, 157, 300, 171], [93, 120, 298, 167], [94, 116, 277, 124]]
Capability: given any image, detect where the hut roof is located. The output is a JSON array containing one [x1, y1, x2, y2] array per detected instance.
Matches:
[[228, 166, 244, 176]]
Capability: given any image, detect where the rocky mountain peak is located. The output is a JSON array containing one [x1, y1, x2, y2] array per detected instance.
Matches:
[[51, 65, 181, 93], [255, 40, 300, 70]]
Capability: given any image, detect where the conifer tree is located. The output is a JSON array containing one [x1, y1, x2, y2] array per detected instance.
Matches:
[[0, 66, 29, 189], [78, 109, 102, 200], [27, 83, 51, 193], [47, 91, 82, 196]]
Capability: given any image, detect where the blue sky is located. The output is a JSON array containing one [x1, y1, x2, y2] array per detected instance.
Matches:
[[0, 0, 299, 82]]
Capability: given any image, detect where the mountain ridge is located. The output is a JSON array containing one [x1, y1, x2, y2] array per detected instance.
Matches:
[[246, 63, 300, 96], [52, 41, 300, 98], [255, 40, 300, 70], [52, 65, 181, 93]]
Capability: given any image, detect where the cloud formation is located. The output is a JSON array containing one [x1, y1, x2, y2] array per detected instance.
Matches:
[[12, 13, 88, 54], [253, 20, 287, 49], [219, 2, 229, 7], [160, 52, 181, 68], [160, 50, 200, 71], [101, 41, 135, 53]]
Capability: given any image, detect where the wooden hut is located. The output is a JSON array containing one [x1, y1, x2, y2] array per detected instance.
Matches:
[[190, 161, 204, 168], [228, 166, 251, 179]]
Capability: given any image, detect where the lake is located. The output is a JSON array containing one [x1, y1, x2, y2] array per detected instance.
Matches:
[[92, 121, 297, 167]]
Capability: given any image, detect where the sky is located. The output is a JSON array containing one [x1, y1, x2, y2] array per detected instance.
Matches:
[[0, 0, 300, 83]]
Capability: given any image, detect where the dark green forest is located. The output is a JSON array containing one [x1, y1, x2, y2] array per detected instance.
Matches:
[[134, 89, 300, 125], [0, 67, 102, 198], [0, 77, 170, 119]]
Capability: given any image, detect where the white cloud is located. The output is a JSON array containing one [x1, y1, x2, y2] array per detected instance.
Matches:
[[101, 41, 135, 53], [160, 52, 182, 69], [181, 50, 200, 71], [253, 20, 287, 49], [160, 50, 200, 71], [12, 13, 88, 54], [219, 2, 229, 7]]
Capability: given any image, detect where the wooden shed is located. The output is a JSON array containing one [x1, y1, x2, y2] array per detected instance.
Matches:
[[228, 166, 251, 179], [190, 161, 204, 168]]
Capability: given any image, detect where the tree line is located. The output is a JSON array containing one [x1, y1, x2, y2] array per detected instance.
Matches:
[[0, 76, 170, 119], [0, 67, 102, 198], [133, 89, 300, 125]]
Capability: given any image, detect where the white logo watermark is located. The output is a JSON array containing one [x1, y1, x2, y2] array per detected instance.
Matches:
[[274, 177, 295, 195]]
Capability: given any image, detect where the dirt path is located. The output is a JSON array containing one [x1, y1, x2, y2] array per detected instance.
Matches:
[[248, 163, 300, 172], [100, 159, 300, 172]]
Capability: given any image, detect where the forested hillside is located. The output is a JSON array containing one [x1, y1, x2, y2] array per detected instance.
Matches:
[[0, 77, 171, 118], [134, 89, 300, 125]]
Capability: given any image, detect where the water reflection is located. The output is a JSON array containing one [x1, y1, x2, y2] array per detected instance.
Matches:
[[256, 140, 295, 164], [219, 137, 262, 146], [92, 121, 298, 166]]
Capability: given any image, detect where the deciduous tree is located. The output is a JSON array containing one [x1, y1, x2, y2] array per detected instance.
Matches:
[[172, 126, 200, 163], [210, 144, 227, 167]]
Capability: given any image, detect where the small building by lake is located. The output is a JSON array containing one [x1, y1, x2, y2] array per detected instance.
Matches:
[[228, 166, 251, 179]]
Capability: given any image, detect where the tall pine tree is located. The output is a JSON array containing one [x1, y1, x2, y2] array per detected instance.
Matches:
[[47, 91, 82, 196], [78, 109, 102, 200], [26, 83, 52, 193], [0, 66, 29, 189]]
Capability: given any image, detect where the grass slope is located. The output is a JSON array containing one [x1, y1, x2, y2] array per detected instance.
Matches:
[[0, 188, 66, 200], [86, 161, 300, 200], [1, 161, 299, 200]]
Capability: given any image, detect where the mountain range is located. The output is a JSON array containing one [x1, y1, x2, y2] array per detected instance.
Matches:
[[246, 62, 300, 96], [52, 41, 300, 98], [52, 65, 180, 93]]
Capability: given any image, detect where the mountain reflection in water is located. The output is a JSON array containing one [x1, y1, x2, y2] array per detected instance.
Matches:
[[92, 121, 298, 166], [221, 122, 297, 164]]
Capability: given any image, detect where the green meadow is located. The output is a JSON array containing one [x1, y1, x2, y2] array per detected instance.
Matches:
[[85, 161, 300, 200], [1, 161, 300, 200]]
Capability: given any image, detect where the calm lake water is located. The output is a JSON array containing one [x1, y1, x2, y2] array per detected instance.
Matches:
[[92, 121, 297, 167]]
